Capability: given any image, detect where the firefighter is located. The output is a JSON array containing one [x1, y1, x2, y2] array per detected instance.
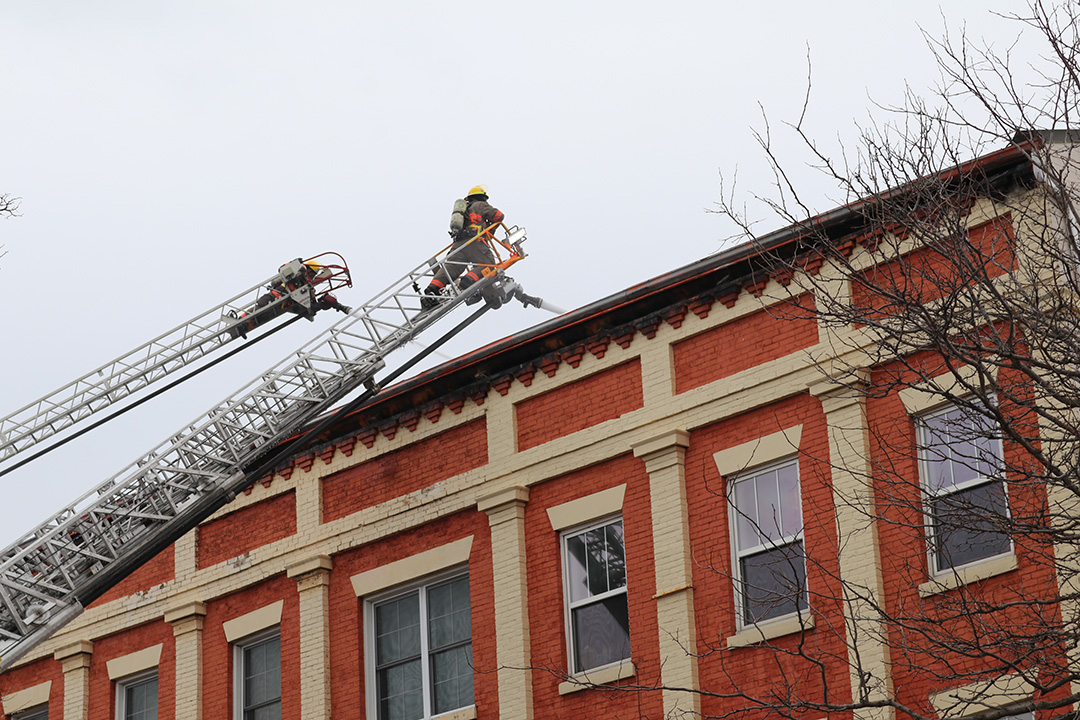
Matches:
[[422, 185, 504, 310]]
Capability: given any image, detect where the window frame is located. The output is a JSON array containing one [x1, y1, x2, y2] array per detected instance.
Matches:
[[915, 400, 1013, 577], [727, 456, 807, 629], [363, 566, 474, 720], [232, 626, 282, 720], [559, 514, 631, 675], [114, 668, 158, 720]]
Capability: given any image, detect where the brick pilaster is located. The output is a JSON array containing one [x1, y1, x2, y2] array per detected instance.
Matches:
[[477, 486, 532, 720], [811, 376, 894, 720], [165, 601, 207, 720], [54, 640, 93, 720], [287, 555, 333, 719], [634, 429, 700, 718]]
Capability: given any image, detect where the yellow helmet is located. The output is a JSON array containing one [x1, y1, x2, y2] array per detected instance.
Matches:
[[467, 185, 488, 199]]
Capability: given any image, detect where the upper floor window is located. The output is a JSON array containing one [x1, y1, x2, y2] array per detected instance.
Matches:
[[14, 707, 48, 720], [369, 573, 473, 720], [561, 517, 630, 673], [917, 403, 1011, 574], [729, 459, 806, 626], [235, 630, 282, 720], [116, 671, 158, 720]]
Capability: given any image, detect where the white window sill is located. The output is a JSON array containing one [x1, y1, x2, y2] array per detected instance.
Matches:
[[558, 660, 636, 695], [918, 553, 1017, 597], [726, 611, 815, 648], [433, 706, 477, 720]]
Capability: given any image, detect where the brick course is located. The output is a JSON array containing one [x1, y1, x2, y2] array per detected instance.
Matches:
[[196, 490, 296, 569], [90, 545, 174, 607], [672, 294, 817, 394], [322, 418, 488, 522], [515, 359, 644, 451]]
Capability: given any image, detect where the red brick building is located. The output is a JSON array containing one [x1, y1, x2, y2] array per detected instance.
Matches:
[[2, 139, 1075, 720]]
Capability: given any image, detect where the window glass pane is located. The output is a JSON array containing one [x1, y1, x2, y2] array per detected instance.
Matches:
[[922, 407, 1002, 492], [566, 533, 591, 602], [376, 593, 421, 665], [733, 476, 759, 548], [777, 463, 802, 537], [431, 644, 474, 714], [571, 594, 631, 672], [429, 577, 471, 650], [377, 659, 423, 720], [243, 636, 281, 708], [932, 481, 1010, 571], [605, 522, 626, 591], [124, 675, 158, 720], [585, 527, 610, 596], [18, 708, 48, 720], [740, 541, 808, 624], [755, 469, 782, 542]]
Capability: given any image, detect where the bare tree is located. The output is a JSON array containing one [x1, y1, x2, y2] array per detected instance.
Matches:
[[0, 194, 19, 268], [696, 3, 1080, 720]]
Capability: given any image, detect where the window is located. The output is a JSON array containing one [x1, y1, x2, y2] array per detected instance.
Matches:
[[235, 631, 282, 720], [116, 672, 158, 720], [369, 573, 473, 720], [561, 517, 630, 674], [14, 707, 48, 720], [918, 403, 1011, 574], [729, 459, 806, 626]]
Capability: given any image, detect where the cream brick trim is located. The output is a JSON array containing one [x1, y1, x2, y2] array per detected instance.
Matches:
[[434, 706, 477, 720], [897, 365, 996, 416], [350, 536, 473, 598], [54, 639, 94, 664], [106, 643, 163, 680], [476, 485, 529, 513], [546, 485, 626, 531], [726, 612, 815, 648], [557, 660, 636, 695], [286, 554, 333, 579], [164, 601, 208, 626], [1, 680, 51, 715], [222, 600, 283, 643], [918, 553, 1018, 597], [930, 672, 1034, 718], [712, 425, 802, 477]]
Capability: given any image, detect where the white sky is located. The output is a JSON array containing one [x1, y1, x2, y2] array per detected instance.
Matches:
[[1, 2, 1026, 543]]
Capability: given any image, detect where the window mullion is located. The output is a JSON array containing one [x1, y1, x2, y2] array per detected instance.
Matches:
[[420, 586, 432, 720]]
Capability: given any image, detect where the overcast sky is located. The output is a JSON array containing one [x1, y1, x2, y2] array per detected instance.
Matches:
[[1, 2, 1027, 543]]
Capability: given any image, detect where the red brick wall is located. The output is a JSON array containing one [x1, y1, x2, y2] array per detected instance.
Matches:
[[515, 359, 643, 451], [322, 418, 488, 522], [853, 217, 1015, 321], [865, 354, 1066, 715], [0, 656, 63, 719], [86, 620, 175, 720], [523, 453, 664, 719], [673, 295, 818, 394], [90, 545, 175, 607], [683, 393, 852, 718], [197, 491, 296, 569], [326, 510, 496, 720], [201, 573, 299, 720]]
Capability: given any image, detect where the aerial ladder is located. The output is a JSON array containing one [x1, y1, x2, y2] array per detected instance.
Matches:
[[0, 252, 354, 474], [0, 225, 537, 671]]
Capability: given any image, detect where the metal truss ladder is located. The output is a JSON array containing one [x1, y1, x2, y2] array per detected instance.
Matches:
[[0, 227, 528, 671], [0, 254, 352, 467]]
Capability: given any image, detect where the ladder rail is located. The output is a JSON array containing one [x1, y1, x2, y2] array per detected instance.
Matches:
[[0, 226, 527, 670]]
